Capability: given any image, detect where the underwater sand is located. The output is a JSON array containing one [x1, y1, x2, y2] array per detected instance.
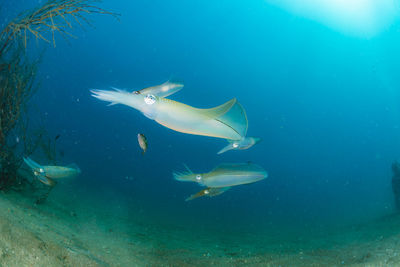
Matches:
[[1, 188, 400, 267]]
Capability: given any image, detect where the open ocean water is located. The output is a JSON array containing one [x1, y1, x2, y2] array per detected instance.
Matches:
[[2, 0, 400, 266]]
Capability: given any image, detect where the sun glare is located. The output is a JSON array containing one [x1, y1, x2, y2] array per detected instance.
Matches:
[[266, 0, 399, 37]]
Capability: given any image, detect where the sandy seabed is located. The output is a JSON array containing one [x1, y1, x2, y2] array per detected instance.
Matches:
[[1, 190, 400, 267]]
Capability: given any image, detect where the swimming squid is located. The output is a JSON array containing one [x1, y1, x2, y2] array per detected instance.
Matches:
[[217, 136, 261, 154], [91, 83, 248, 141], [134, 81, 184, 98], [173, 162, 267, 201], [23, 157, 81, 186], [185, 187, 231, 201]]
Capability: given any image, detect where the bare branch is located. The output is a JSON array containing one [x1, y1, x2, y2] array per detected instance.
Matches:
[[0, 0, 119, 55]]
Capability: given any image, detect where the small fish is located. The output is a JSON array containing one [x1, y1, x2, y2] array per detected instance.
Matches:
[[55, 134, 61, 141], [137, 133, 148, 155]]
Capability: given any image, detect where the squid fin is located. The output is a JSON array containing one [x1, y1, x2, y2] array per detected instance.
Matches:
[[211, 163, 266, 174], [202, 99, 236, 118], [67, 163, 81, 173], [202, 99, 248, 139]]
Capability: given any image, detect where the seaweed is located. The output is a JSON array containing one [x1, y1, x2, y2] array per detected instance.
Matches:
[[0, 0, 118, 55], [0, 0, 117, 192], [40, 133, 61, 165]]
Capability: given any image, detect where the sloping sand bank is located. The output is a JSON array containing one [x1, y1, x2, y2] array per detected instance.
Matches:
[[1, 191, 400, 266]]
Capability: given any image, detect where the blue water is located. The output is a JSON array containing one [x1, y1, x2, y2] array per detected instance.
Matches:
[[4, 0, 400, 237]]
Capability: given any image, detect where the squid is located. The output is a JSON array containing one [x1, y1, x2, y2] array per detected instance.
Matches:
[[91, 82, 248, 141], [217, 136, 261, 154], [173, 162, 267, 201], [23, 157, 81, 186], [135, 81, 184, 98]]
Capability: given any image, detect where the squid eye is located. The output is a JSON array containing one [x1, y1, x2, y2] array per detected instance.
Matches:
[[204, 189, 209, 194], [134, 91, 140, 95], [232, 142, 239, 148], [39, 168, 44, 173], [195, 175, 202, 181], [144, 94, 156, 105]]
